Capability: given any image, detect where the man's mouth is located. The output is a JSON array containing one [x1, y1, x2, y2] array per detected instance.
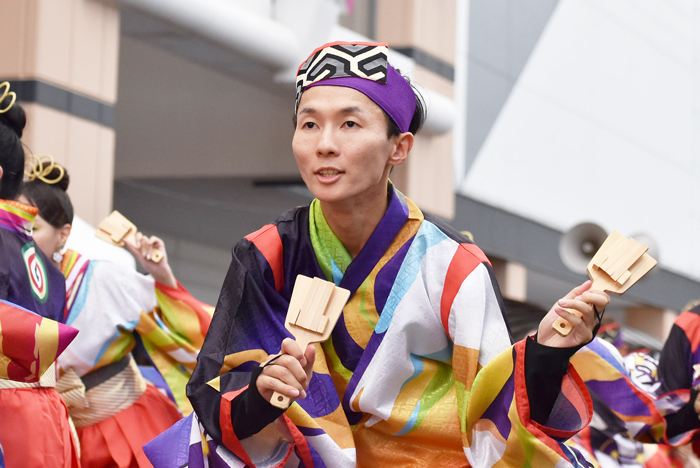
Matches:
[[317, 169, 342, 177]]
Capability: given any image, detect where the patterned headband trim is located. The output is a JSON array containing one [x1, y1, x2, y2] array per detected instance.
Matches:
[[295, 42, 417, 133], [295, 41, 389, 111]]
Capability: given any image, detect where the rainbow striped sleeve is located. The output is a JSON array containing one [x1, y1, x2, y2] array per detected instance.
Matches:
[[136, 281, 214, 415], [0, 299, 78, 382]]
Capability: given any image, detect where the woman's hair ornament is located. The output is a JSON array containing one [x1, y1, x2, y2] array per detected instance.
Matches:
[[0, 82, 17, 114], [25, 155, 66, 185]]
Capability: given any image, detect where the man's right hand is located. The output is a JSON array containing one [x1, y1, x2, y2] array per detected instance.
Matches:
[[257, 338, 316, 403]]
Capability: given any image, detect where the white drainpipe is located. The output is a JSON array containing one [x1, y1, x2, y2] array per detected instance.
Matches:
[[453, 0, 470, 184], [111, 0, 302, 69], [107, 0, 454, 134]]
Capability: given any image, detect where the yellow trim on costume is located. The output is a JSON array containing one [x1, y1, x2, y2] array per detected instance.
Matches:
[[207, 376, 221, 392], [0, 318, 8, 379], [219, 349, 269, 375], [35, 318, 60, 379]]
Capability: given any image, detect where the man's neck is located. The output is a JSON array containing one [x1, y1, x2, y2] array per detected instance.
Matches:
[[319, 184, 390, 259]]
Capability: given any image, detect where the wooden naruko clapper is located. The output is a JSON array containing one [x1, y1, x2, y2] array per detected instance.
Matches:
[[95, 210, 164, 263], [270, 275, 350, 409], [553, 230, 657, 335]]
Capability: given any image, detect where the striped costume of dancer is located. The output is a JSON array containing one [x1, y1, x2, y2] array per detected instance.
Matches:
[[55, 249, 214, 467], [146, 186, 595, 468], [568, 337, 700, 467], [0, 199, 79, 468]]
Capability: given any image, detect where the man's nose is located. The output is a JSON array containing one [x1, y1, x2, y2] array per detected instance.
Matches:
[[316, 127, 338, 156]]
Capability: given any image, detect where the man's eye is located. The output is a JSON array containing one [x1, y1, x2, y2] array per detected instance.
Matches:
[[345, 121, 356, 128], [304, 122, 316, 129]]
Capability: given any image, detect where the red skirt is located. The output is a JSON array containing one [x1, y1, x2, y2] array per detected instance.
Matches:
[[77, 385, 181, 468], [0, 387, 80, 468]]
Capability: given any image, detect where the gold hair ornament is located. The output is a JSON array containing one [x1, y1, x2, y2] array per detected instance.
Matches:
[[25, 155, 66, 185], [0, 82, 17, 114]]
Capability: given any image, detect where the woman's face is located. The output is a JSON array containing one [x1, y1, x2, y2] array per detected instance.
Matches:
[[18, 195, 69, 260], [292, 86, 407, 208]]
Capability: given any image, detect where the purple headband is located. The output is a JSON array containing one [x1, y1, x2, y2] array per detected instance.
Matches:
[[295, 42, 417, 133]]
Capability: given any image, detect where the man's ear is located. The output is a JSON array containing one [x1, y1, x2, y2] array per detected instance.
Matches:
[[388, 132, 414, 167], [0, 166, 4, 180], [58, 223, 72, 247]]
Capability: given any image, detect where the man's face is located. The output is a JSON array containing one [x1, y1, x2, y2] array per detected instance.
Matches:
[[292, 86, 399, 206]]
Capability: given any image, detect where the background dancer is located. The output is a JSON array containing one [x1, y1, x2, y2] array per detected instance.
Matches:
[[657, 300, 700, 457], [0, 85, 79, 468], [21, 162, 214, 468]]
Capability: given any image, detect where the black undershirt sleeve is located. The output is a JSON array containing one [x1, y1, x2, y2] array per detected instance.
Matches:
[[229, 364, 287, 440], [525, 336, 581, 425], [658, 324, 694, 393], [665, 388, 700, 439], [657, 318, 700, 439]]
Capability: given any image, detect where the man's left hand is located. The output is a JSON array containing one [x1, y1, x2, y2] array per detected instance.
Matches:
[[537, 280, 610, 348]]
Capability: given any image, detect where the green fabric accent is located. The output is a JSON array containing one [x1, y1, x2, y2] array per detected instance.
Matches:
[[310, 200, 356, 389], [322, 335, 354, 384], [164, 364, 192, 414], [456, 381, 470, 433], [155, 289, 194, 346], [517, 417, 537, 466], [412, 361, 454, 432], [357, 280, 376, 329], [107, 334, 135, 362], [156, 288, 194, 346], [309, 199, 352, 283], [411, 361, 455, 430]]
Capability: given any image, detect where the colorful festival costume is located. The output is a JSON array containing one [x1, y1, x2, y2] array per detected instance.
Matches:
[[55, 248, 214, 468], [0, 199, 80, 468], [146, 187, 596, 468], [569, 337, 700, 467], [657, 304, 700, 456]]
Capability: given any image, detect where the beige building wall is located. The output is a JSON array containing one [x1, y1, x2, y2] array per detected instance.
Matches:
[[626, 306, 678, 342], [113, 37, 299, 181], [491, 258, 528, 302], [376, 0, 456, 219], [0, 0, 120, 225]]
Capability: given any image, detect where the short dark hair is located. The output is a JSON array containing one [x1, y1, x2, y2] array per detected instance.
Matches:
[[292, 72, 427, 139], [0, 95, 27, 200], [385, 80, 426, 138], [22, 167, 74, 228]]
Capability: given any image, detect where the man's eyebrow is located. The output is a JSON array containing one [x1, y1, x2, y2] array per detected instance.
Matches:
[[340, 106, 364, 114], [298, 106, 364, 115]]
